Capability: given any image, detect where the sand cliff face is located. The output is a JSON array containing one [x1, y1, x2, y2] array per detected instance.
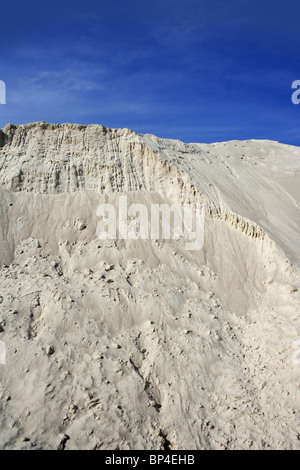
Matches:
[[0, 122, 299, 450]]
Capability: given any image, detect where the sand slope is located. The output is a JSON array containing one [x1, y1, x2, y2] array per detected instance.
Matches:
[[0, 122, 299, 450]]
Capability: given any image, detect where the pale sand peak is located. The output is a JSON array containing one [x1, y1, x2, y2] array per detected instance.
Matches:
[[0, 123, 299, 449]]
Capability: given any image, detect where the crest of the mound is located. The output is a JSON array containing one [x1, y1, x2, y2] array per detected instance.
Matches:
[[0, 122, 300, 263]]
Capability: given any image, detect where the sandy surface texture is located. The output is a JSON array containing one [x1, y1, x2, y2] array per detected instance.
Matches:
[[0, 122, 299, 450]]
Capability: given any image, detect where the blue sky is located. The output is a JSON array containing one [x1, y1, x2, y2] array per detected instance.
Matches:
[[0, 0, 300, 144]]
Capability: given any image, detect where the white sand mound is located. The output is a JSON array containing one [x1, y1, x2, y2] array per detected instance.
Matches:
[[0, 122, 299, 450]]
